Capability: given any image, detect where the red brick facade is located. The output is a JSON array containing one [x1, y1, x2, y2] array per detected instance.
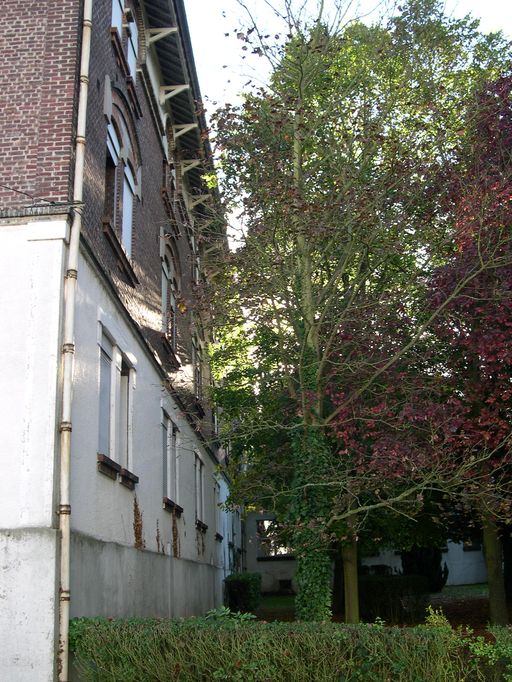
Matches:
[[0, 0, 81, 208]]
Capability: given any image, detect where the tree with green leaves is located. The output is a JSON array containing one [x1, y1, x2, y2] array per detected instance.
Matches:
[[207, 0, 512, 622]]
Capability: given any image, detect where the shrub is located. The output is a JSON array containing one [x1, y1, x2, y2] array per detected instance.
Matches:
[[224, 572, 261, 613], [401, 546, 449, 592], [69, 617, 506, 681], [359, 574, 429, 624]]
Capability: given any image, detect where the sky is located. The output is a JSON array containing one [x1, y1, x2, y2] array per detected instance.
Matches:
[[185, 0, 512, 111]]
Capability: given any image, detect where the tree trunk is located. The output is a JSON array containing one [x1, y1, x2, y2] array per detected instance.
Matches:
[[482, 512, 508, 625], [332, 543, 344, 615], [341, 538, 359, 623], [502, 526, 512, 600]]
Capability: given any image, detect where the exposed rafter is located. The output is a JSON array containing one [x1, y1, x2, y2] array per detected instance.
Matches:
[[181, 159, 201, 174], [190, 195, 211, 208], [173, 123, 198, 139], [147, 27, 178, 45], [159, 83, 189, 104]]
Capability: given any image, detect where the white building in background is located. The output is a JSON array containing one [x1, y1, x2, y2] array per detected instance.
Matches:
[[245, 512, 487, 594], [0, 1, 241, 680]]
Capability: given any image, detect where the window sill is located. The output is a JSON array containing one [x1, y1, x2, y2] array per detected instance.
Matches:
[[215, 532, 224, 542], [102, 219, 139, 286], [97, 453, 121, 480], [120, 467, 139, 490], [196, 519, 208, 533], [163, 497, 183, 517]]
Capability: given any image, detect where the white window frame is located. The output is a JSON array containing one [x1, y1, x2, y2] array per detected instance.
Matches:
[[127, 15, 138, 81], [194, 452, 204, 522], [161, 251, 178, 348], [98, 326, 135, 469], [192, 335, 203, 400], [121, 164, 135, 258], [162, 410, 179, 503]]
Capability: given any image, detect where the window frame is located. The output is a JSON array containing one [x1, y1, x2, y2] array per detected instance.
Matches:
[[161, 248, 179, 349], [97, 327, 135, 474], [161, 410, 180, 505], [192, 335, 203, 401], [194, 452, 205, 524]]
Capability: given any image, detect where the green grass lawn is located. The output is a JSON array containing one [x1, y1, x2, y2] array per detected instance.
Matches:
[[434, 583, 488, 599], [259, 594, 295, 609]]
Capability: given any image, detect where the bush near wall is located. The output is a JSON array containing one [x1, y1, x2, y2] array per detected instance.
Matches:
[[224, 572, 262, 613], [69, 614, 512, 681]]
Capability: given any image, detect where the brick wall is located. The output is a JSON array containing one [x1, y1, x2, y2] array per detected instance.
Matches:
[[81, 0, 215, 441], [0, 0, 81, 209]]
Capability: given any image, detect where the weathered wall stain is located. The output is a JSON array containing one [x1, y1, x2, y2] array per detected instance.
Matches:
[[133, 496, 145, 550]]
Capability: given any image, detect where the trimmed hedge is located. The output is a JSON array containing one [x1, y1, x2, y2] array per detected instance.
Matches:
[[69, 615, 512, 681], [224, 572, 262, 613]]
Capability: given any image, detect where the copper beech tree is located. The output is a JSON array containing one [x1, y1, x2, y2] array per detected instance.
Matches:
[[205, 0, 512, 622]]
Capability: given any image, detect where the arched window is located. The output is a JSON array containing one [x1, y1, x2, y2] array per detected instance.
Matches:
[[161, 246, 180, 349], [103, 93, 141, 261]]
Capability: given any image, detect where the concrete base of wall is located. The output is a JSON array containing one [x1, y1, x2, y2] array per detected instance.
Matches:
[[0, 527, 59, 682], [70, 531, 223, 619]]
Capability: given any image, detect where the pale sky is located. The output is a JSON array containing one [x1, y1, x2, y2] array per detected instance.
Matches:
[[185, 0, 512, 110]]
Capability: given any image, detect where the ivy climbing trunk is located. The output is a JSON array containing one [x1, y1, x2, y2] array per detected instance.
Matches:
[[292, 427, 333, 621], [482, 511, 509, 625]]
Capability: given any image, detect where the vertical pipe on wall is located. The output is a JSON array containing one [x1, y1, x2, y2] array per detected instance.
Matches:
[[58, 1, 92, 679]]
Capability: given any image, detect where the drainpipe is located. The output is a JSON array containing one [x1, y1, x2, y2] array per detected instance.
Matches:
[[58, 1, 92, 680]]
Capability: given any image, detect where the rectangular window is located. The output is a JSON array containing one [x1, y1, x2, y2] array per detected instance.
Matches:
[[111, 0, 124, 36], [194, 453, 204, 522], [121, 167, 135, 258], [215, 482, 222, 536], [127, 17, 138, 81], [105, 123, 121, 229], [98, 334, 113, 456], [98, 328, 134, 468], [162, 411, 179, 502], [192, 336, 203, 400], [161, 263, 178, 349], [256, 519, 292, 558]]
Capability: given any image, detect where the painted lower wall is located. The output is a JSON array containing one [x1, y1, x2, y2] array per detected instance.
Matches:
[[0, 528, 59, 682], [70, 531, 222, 619], [0, 218, 68, 681]]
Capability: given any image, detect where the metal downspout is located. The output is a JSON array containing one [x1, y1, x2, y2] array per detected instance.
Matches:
[[58, 1, 92, 679]]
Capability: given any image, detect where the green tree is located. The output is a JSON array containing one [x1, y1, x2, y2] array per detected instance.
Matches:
[[208, 0, 512, 622]]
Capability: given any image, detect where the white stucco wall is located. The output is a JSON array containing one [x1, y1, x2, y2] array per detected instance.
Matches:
[[362, 542, 488, 586], [0, 218, 68, 681], [245, 512, 297, 593], [0, 219, 67, 529], [69, 250, 233, 618]]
